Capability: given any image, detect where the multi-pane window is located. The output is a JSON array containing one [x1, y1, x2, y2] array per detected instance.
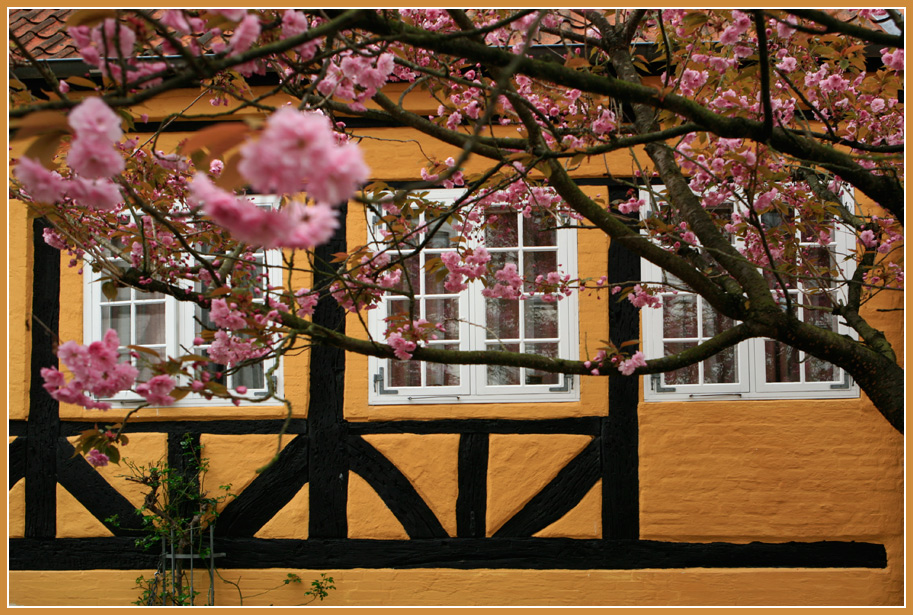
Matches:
[[640, 187, 857, 401], [97, 265, 175, 382], [368, 189, 579, 404], [84, 196, 283, 406]]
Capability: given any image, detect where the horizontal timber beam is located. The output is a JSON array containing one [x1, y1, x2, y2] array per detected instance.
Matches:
[[10, 537, 886, 570]]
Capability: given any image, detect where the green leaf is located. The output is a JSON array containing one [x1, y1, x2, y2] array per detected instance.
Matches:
[[127, 345, 161, 357], [11, 110, 70, 141], [101, 281, 118, 301], [22, 132, 66, 170], [66, 76, 98, 89]]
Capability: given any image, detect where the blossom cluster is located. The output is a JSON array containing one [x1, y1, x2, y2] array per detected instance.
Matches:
[[385, 318, 446, 360], [14, 98, 126, 212], [41, 330, 176, 410], [68, 19, 167, 86], [41, 330, 138, 410], [316, 50, 396, 112], [583, 348, 648, 376], [238, 107, 369, 203]]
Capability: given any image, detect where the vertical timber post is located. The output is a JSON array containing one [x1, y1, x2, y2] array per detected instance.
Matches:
[[602, 187, 641, 540], [25, 218, 60, 538], [308, 202, 349, 538]]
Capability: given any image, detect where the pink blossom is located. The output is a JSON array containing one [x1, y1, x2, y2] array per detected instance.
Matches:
[[881, 48, 904, 71], [618, 351, 647, 376], [210, 299, 248, 330], [295, 289, 319, 316], [591, 108, 616, 136], [235, 385, 248, 395], [820, 73, 850, 94], [775, 20, 796, 38], [679, 69, 708, 96], [136, 374, 176, 406], [42, 227, 68, 250], [627, 284, 661, 309], [282, 202, 341, 249], [208, 330, 267, 366], [68, 97, 123, 142], [308, 143, 371, 205], [388, 332, 417, 360], [86, 449, 110, 467], [617, 198, 644, 215], [14, 157, 67, 203], [65, 177, 123, 212], [160, 9, 191, 34], [775, 57, 797, 72], [41, 329, 138, 409], [153, 151, 189, 172], [68, 135, 125, 179], [446, 111, 462, 131], [228, 13, 261, 54], [95, 19, 135, 57], [238, 107, 369, 202], [719, 11, 750, 45], [282, 9, 309, 37], [859, 229, 878, 248]]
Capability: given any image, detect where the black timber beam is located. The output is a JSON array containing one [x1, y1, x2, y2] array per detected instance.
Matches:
[[10, 537, 887, 570]]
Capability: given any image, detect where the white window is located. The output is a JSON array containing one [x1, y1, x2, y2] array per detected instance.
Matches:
[[368, 189, 579, 404], [84, 195, 283, 406], [639, 187, 858, 401]]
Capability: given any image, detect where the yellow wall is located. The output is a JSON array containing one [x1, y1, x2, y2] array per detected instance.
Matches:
[[9, 86, 904, 607]]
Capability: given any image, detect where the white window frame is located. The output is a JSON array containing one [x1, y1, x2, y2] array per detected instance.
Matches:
[[83, 194, 284, 407], [368, 188, 579, 405], [638, 186, 858, 402]]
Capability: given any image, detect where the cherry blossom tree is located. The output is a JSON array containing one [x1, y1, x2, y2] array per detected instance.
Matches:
[[9, 9, 904, 465]]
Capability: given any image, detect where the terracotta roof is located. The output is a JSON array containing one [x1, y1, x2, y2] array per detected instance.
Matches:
[[9, 9, 79, 60]]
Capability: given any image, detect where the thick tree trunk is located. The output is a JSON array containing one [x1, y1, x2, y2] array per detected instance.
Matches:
[[849, 357, 905, 434]]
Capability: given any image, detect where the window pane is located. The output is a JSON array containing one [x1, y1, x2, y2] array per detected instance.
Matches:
[[425, 344, 460, 386], [702, 298, 734, 337], [114, 285, 133, 301], [426, 218, 456, 249], [196, 306, 216, 336], [486, 298, 519, 340], [390, 254, 421, 293], [703, 346, 737, 384], [489, 250, 518, 272], [135, 303, 166, 345], [424, 262, 451, 295], [426, 298, 460, 340], [484, 214, 518, 248], [523, 250, 557, 284], [524, 297, 558, 339], [803, 293, 836, 331], [487, 342, 520, 385], [663, 342, 698, 385], [387, 298, 416, 321], [765, 340, 800, 382], [663, 295, 697, 338], [235, 363, 265, 390], [802, 246, 836, 288], [524, 342, 559, 385], [102, 305, 132, 344], [522, 212, 557, 247], [390, 358, 421, 387]]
